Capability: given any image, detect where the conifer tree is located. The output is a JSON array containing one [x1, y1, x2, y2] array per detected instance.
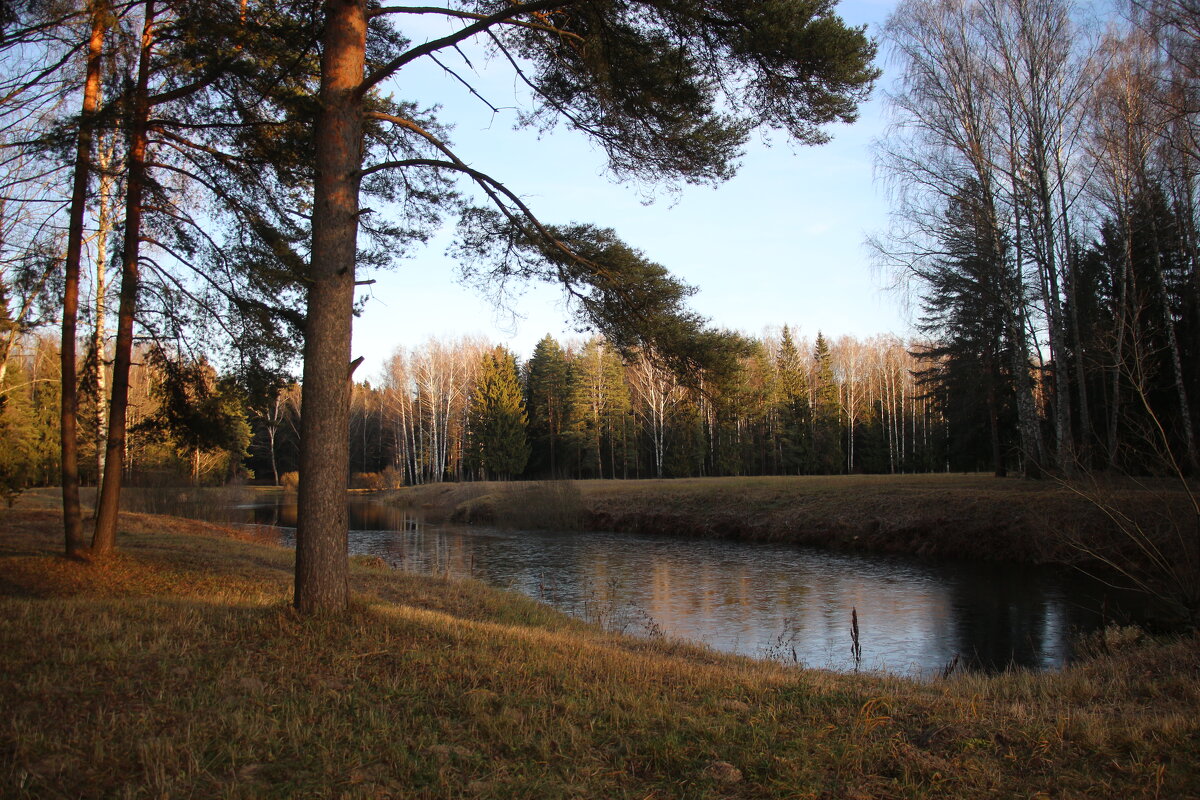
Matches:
[[293, 0, 878, 612], [524, 335, 571, 478], [467, 347, 529, 481], [141, 347, 252, 484], [811, 331, 844, 473], [907, 183, 1016, 475], [776, 325, 812, 473], [569, 338, 632, 479]]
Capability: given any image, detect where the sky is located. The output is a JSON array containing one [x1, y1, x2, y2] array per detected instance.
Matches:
[[353, 0, 905, 380]]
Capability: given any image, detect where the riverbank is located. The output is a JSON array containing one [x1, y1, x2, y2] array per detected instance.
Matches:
[[383, 473, 1196, 565], [2, 508, 1198, 798]]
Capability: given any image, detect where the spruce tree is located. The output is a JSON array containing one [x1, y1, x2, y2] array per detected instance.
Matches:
[[912, 184, 1016, 475], [777, 326, 812, 473], [811, 332, 843, 474], [468, 347, 530, 481], [141, 347, 252, 484], [524, 335, 571, 478]]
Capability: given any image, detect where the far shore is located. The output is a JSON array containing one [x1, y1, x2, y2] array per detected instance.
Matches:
[[378, 473, 1197, 568], [14, 473, 1195, 603]]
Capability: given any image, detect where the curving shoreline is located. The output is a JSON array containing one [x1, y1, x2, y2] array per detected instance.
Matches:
[[383, 473, 1192, 566]]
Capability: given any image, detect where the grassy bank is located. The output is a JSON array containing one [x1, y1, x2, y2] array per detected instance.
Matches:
[[383, 474, 1197, 565], [3, 507, 1199, 798]]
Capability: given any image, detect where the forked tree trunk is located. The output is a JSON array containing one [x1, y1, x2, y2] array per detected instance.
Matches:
[[92, 0, 155, 555], [60, 5, 106, 558], [294, 0, 366, 615]]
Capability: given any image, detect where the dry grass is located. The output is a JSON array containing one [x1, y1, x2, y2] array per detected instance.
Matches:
[[2, 507, 1199, 799], [385, 474, 1195, 566]]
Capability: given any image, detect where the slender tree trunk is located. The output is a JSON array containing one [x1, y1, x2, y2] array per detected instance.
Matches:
[[1179, 159, 1200, 417], [1009, 300, 1046, 477], [94, 1, 157, 555], [997, 184, 1044, 477], [1032, 143, 1074, 475], [268, 424, 279, 485], [60, 5, 106, 558], [1109, 211, 1133, 469], [294, 0, 366, 615], [985, 348, 1005, 477], [1147, 210, 1199, 471], [1056, 160, 1092, 468], [93, 133, 115, 490]]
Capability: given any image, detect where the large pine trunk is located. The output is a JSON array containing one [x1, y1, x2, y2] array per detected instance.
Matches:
[[92, 0, 155, 555], [60, 9, 106, 558], [293, 0, 366, 615]]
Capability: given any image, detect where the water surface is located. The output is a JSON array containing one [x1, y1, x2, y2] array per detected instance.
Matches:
[[131, 489, 1149, 676]]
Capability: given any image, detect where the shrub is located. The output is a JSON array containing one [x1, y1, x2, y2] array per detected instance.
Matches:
[[379, 465, 404, 489], [351, 472, 387, 491]]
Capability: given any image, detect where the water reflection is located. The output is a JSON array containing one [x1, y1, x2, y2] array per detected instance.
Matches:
[[140, 491, 1149, 676]]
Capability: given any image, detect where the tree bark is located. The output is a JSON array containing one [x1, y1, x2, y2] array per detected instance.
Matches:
[[61, 5, 106, 558], [92, 132, 116, 489], [294, 0, 366, 615], [93, 0, 155, 555], [1146, 206, 1198, 471], [1108, 210, 1133, 470]]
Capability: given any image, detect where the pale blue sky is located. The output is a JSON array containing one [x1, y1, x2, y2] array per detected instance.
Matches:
[[355, 0, 904, 378]]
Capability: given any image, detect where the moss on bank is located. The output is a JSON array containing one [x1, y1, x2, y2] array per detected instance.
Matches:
[[3, 506, 1199, 798]]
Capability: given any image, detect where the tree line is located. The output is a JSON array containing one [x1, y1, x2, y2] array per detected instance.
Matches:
[[1, 326, 951, 496], [876, 0, 1200, 478], [271, 329, 948, 485]]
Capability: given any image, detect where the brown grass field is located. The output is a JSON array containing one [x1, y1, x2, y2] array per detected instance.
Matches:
[[2, 490, 1199, 798]]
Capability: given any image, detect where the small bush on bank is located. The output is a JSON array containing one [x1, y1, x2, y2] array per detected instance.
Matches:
[[350, 470, 405, 491]]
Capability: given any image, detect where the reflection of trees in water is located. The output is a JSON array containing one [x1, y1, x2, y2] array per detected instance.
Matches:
[[942, 565, 1059, 672], [180, 494, 1155, 674]]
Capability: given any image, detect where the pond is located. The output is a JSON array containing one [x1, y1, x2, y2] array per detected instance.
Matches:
[[127, 489, 1151, 677]]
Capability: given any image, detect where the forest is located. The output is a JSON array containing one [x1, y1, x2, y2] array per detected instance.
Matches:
[[0, 0, 1198, 613], [0, 327, 944, 491]]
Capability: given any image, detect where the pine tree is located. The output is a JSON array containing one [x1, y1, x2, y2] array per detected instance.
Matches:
[[293, 0, 879, 612], [140, 347, 252, 484], [467, 347, 530, 481]]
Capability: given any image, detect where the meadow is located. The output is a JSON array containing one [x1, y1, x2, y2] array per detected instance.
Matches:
[[2, 497, 1198, 798]]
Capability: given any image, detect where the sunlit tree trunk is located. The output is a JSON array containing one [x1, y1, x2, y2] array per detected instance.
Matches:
[[294, 0, 366, 614], [60, 4, 106, 558], [92, 132, 116, 490], [93, 0, 156, 555]]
